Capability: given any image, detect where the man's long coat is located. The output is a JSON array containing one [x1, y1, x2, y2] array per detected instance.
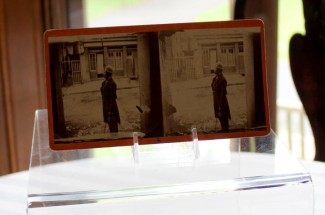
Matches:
[[211, 74, 231, 120]]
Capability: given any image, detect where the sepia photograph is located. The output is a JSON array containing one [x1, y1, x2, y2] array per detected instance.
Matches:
[[48, 32, 148, 145], [158, 25, 268, 137], [45, 20, 269, 150]]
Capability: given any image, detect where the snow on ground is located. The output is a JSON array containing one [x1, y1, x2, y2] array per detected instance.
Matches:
[[167, 72, 247, 135], [61, 72, 247, 140], [62, 76, 141, 139]]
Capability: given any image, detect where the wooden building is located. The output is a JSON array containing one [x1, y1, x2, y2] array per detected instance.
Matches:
[[160, 30, 259, 82], [56, 34, 139, 85]]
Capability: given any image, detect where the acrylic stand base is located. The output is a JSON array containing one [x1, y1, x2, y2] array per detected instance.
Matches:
[[27, 110, 314, 215]]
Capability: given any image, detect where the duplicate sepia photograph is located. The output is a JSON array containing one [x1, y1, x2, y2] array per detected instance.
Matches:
[[159, 25, 269, 137]]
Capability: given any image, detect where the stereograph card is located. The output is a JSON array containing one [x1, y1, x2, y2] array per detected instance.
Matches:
[[44, 20, 270, 150]]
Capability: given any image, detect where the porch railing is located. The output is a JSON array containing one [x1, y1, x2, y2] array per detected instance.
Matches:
[[276, 101, 315, 160]]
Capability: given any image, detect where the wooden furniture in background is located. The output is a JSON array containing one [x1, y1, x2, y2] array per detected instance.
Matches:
[[0, 0, 47, 174], [290, 0, 325, 161], [0, 0, 84, 175]]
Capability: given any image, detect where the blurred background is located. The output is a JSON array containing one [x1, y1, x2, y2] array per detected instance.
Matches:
[[0, 0, 313, 175]]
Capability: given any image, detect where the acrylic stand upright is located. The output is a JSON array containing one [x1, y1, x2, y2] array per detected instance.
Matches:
[[26, 109, 314, 215]]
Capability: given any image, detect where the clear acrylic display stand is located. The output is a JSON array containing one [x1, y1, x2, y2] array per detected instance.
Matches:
[[27, 110, 314, 215]]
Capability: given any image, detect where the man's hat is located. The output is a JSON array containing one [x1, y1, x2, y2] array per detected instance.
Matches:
[[105, 66, 113, 73], [104, 66, 113, 75], [216, 63, 224, 71]]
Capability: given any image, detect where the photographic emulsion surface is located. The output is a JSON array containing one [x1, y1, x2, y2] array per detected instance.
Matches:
[[45, 20, 270, 150], [158, 24, 268, 140]]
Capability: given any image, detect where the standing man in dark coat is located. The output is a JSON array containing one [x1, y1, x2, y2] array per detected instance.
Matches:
[[211, 63, 231, 132], [101, 67, 120, 132]]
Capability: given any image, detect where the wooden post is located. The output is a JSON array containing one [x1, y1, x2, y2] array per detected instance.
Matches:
[[137, 33, 151, 135], [50, 44, 67, 138]]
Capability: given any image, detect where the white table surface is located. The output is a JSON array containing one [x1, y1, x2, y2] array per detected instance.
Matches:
[[0, 158, 324, 215]]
